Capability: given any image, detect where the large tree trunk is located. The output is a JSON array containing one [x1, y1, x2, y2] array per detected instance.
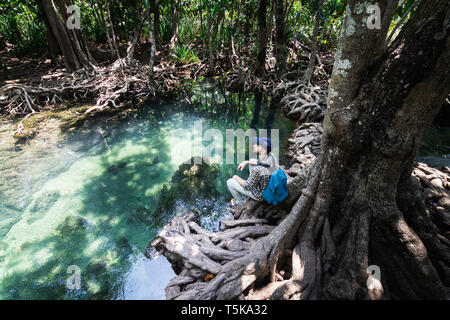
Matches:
[[39, 4, 62, 61], [274, 0, 287, 76], [55, 0, 96, 66], [39, 0, 93, 71], [153, 0, 450, 300], [255, 0, 268, 77]]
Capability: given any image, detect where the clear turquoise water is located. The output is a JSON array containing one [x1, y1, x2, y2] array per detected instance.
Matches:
[[0, 81, 295, 300]]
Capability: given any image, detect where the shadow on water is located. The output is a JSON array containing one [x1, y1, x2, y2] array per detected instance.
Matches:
[[0, 125, 174, 299]]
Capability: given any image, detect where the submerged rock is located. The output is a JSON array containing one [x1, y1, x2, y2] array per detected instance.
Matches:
[[56, 215, 88, 237], [106, 161, 128, 174], [116, 236, 133, 257], [127, 206, 152, 225], [154, 157, 221, 223]]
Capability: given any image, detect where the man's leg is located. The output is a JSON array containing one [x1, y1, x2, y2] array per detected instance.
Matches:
[[227, 178, 258, 205]]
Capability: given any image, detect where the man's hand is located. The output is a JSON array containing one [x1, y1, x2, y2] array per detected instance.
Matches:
[[237, 161, 248, 171]]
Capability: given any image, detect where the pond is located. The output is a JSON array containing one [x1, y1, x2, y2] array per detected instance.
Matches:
[[0, 80, 296, 300]]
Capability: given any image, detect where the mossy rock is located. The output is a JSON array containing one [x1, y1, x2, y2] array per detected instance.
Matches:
[[127, 206, 152, 225], [85, 261, 108, 277], [56, 215, 88, 237], [154, 157, 220, 218], [115, 236, 133, 257]]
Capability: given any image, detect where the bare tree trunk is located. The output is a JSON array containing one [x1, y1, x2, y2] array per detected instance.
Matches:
[[54, 0, 95, 66], [39, 0, 87, 71], [274, 0, 287, 76], [39, 3, 61, 61], [169, 0, 179, 49], [126, 5, 143, 60], [303, 0, 323, 84], [268, 0, 275, 48], [151, 0, 161, 50], [237, 0, 243, 75], [207, 8, 215, 75], [255, 0, 268, 77], [229, 0, 236, 58], [93, 0, 114, 57], [105, 0, 122, 63], [144, 0, 156, 81]]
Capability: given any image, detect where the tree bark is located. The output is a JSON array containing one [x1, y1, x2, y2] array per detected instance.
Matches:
[[39, 0, 91, 71], [169, 0, 179, 49], [54, 0, 95, 66], [93, 0, 114, 57], [303, 0, 323, 83], [274, 0, 287, 76], [151, 0, 161, 50], [207, 8, 215, 75], [299, 0, 450, 299], [126, 4, 143, 60], [255, 0, 268, 77], [145, 0, 156, 81], [105, 0, 122, 63], [39, 3, 61, 61]]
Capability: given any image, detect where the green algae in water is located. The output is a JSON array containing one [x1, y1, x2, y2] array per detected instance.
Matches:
[[0, 82, 296, 299]]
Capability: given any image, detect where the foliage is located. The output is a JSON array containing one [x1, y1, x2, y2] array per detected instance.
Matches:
[[0, 0, 415, 68], [0, 0, 46, 55], [173, 43, 199, 64]]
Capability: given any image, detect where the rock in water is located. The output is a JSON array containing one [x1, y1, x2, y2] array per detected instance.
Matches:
[[153, 157, 220, 223], [127, 206, 152, 225], [107, 161, 127, 174]]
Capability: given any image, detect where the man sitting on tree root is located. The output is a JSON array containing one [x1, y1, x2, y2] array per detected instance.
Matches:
[[227, 137, 278, 207]]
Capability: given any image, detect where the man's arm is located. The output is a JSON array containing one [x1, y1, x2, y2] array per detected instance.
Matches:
[[243, 168, 260, 191]]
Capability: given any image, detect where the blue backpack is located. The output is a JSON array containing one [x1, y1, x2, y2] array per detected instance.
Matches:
[[262, 169, 289, 205]]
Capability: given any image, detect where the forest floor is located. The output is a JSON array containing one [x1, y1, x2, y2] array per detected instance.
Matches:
[[0, 39, 336, 139]]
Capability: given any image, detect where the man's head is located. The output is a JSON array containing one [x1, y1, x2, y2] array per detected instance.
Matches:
[[252, 137, 272, 154]]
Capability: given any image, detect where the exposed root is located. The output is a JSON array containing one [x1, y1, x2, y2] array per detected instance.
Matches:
[[224, 67, 278, 93], [149, 158, 321, 300], [285, 122, 323, 173], [273, 81, 328, 123], [0, 57, 193, 117]]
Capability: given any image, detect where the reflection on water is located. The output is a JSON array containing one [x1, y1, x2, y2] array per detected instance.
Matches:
[[0, 81, 295, 299], [416, 124, 450, 168], [120, 254, 175, 300]]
